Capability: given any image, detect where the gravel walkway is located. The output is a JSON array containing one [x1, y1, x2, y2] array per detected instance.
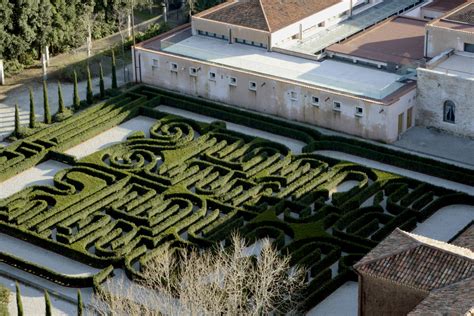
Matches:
[[0, 234, 100, 277], [412, 205, 474, 242], [0, 161, 69, 199], [65, 116, 157, 158], [306, 281, 358, 316], [314, 151, 474, 195]]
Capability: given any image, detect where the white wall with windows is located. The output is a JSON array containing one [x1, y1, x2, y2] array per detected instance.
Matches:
[[271, 0, 377, 48], [134, 47, 415, 143]]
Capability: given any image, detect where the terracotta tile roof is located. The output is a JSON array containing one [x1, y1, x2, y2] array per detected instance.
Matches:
[[259, 0, 341, 32], [200, 0, 270, 31], [446, 2, 474, 24], [451, 222, 474, 251], [423, 0, 469, 13], [199, 0, 342, 32], [408, 276, 474, 315], [354, 229, 474, 292]]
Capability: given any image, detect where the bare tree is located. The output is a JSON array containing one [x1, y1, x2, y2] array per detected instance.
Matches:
[[92, 234, 305, 315]]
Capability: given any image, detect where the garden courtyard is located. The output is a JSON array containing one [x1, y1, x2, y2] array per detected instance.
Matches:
[[0, 85, 473, 314]]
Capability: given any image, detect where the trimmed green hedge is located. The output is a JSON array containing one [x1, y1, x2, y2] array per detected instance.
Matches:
[[0, 84, 472, 313]]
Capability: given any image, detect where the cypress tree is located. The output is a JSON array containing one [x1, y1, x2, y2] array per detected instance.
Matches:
[[14, 104, 20, 137], [77, 290, 83, 316], [16, 282, 23, 316], [73, 70, 80, 110], [86, 66, 93, 105], [29, 88, 35, 129], [111, 50, 118, 89], [44, 290, 52, 316], [57, 81, 65, 114], [43, 80, 51, 124], [99, 62, 105, 99]]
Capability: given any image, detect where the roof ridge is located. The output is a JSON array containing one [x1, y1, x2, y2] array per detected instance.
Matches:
[[258, 0, 272, 33], [401, 230, 474, 261], [353, 229, 419, 268]]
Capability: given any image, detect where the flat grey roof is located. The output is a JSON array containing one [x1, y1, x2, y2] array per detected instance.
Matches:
[[159, 33, 406, 100], [277, 0, 426, 56]]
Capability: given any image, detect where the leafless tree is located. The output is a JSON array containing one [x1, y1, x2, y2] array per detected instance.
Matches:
[[92, 234, 305, 315]]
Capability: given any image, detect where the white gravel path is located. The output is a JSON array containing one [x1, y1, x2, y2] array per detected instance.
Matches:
[[0, 274, 76, 316], [157, 106, 305, 154], [412, 205, 474, 242], [65, 116, 157, 158], [306, 281, 358, 316], [0, 161, 69, 199], [0, 234, 100, 277], [314, 151, 474, 195]]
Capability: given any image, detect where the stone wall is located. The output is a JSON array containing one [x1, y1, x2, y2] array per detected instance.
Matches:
[[416, 68, 474, 137], [359, 273, 428, 316]]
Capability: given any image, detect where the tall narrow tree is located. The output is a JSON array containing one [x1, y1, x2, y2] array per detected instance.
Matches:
[[43, 81, 51, 124], [29, 88, 35, 129], [77, 290, 83, 316], [99, 62, 105, 99], [45, 290, 52, 316], [111, 50, 118, 89], [73, 70, 80, 110], [16, 282, 23, 316], [86, 66, 93, 105], [14, 104, 20, 137], [57, 81, 65, 113]]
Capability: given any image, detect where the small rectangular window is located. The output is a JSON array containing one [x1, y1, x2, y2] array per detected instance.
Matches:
[[229, 77, 237, 86], [249, 81, 257, 91], [355, 107, 364, 117], [170, 62, 178, 72], [290, 91, 298, 101], [311, 96, 319, 106], [333, 101, 341, 111], [209, 71, 216, 81], [464, 43, 474, 53], [189, 67, 198, 76], [152, 59, 159, 68]]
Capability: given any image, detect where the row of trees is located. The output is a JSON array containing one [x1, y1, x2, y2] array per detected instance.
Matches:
[[15, 283, 83, 316], [0, 0, 154, 74], [0, 0, 223, 75], [13, 52, 118, 138]]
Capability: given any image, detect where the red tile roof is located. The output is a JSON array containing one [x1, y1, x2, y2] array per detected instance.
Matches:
[[354, 229, 474, 291], [355, 229, 474, 314], [199, 0, 341, 32]]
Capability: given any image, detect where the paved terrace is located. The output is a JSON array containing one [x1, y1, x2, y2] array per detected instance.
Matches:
[[278, 0, 425, 56], [160, 33, 405, 100]]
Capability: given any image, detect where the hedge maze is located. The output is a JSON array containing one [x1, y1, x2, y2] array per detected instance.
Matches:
[[1, 86, 473, 311]]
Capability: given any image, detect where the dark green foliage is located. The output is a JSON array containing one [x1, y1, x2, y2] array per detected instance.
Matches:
[[0, 85, 472, 314], [1, 1, 158, 76], [0, 284, 9, 316], [43, 80, 51, 124], [111, 50, 118, 89], [45, 290, 52, 316], [99, 63, 105, 99], [29, 88, 36, 129], [77, 290, 83, 316], [14, 104, 20, 136], [86, 66, 93, 105], [16, 282, 23, 316], [73, 71, 80, 110], [58, 82, 65, 114]]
